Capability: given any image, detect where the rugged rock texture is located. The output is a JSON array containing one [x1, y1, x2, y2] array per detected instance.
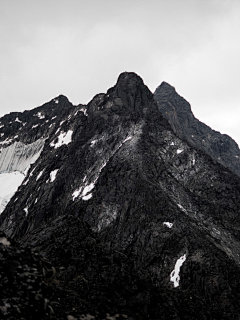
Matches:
[[0, 231, 55, 319], [1, 72, 240, 319], [154, 82, 240, 177], [0, 95, 81, 212]]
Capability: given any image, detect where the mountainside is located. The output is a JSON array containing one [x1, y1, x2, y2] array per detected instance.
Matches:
[[1, 72, 240, 319], [154, 82, 240, 177]]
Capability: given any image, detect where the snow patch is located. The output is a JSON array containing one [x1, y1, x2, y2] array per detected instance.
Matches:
[[73, 182, 95, 201], [0, 172, 25, 213], [23, 207, 28, 216], [170, 254, 187, 287], [82, 193, 92, 201], [50, 130, 73, 149], [32, 124, 39, 129], [177, 149, 183, 154], [90, 140, 97, 147], [54, 99, 59, 104], [36, 112, 45, 119], [49, 169, 59, 182], [163, 222, 173, 228], [15, 117, 22, 123]]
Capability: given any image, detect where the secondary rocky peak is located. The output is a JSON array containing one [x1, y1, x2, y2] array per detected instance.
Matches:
[[155, 81, 176, 93], [154, 82, 240, 177]]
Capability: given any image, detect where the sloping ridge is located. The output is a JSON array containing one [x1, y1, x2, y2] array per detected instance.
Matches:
[[1, 72, 240, 319], [154, 82, 240, 177]]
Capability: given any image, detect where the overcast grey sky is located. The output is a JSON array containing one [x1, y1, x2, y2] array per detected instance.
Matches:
[[1, 0, 240, 144]]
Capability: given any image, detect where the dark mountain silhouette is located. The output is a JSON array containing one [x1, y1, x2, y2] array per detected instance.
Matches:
[[154, 82, 240, 177], [1, 72, 240, 319]]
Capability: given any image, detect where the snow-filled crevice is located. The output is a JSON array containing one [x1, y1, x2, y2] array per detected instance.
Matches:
[[170, 254, 187, 287]]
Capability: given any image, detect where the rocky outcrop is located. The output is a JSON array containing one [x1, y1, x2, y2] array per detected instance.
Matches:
[[154, 82, 240, 177], [1, 72, 240, 319]]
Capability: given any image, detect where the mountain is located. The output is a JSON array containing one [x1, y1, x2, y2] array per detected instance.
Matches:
[[154, 82, 240, 177], [1, 72, 240, 319]]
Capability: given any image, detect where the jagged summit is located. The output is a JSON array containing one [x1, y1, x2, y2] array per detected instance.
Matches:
[[155, 81, 176, 92], [113, 71, 152, 100], [1, 72, 240, 319], [87, 71, 155, 117]]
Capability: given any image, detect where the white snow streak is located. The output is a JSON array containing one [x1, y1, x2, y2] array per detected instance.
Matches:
[[170, 254, 186, 287], [177, 204, 187, 213], [36, 170, 43, 181]]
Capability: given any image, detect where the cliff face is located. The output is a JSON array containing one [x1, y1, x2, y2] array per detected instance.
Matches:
[[154, 82, 240, 177], [0, 95, 76, 213], [1, 72, 240, 319]]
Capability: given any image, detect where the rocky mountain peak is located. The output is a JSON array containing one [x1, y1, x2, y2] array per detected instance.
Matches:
[[87, 72, 155, 119], [2, 72, 240, 319], [113, 71, 153, 101]]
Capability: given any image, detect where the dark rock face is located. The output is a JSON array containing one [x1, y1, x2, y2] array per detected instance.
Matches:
[[0, 231, 55, 319], [154, 82, 240, 177], [1, 72, 240, 319]]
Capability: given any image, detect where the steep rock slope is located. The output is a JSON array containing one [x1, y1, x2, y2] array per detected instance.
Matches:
[[1, 73, 240, 319], [0, 231, 55, 319], [154, 82, 240, 177], [0, 95, 80, 212]]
